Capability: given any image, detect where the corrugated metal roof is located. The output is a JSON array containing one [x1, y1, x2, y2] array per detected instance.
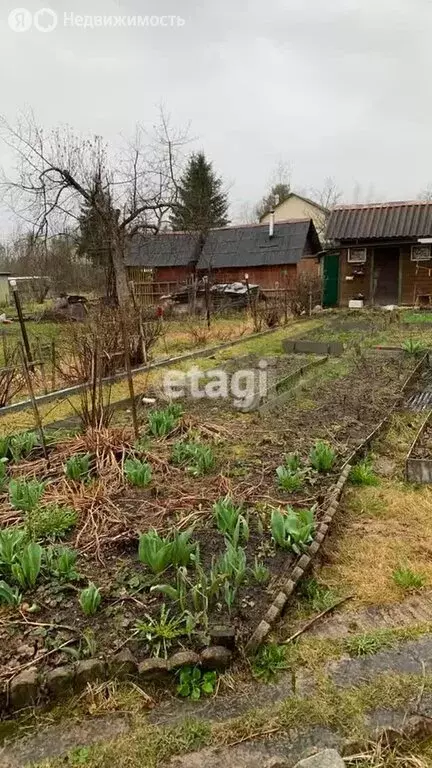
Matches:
[[125, 232, 200, 268], [326, 201, 432, 241], [197, 220, 320, 270]]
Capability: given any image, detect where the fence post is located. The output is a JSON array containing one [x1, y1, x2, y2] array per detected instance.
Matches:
[[119, 308, 139, 440], [10, 279, 34, 372], [51, 340, 56, 391], [18, 342, 49, 462]]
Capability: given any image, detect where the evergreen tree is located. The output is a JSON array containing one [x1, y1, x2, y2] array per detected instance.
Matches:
[[255, 182, 291, 221], [170, 152, 229, 232], [77, 174, 116, 299]]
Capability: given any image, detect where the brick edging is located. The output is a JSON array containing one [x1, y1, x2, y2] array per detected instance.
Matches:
[[245, 464, 351, 653]]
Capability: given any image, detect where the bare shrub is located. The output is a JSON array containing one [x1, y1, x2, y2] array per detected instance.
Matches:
[[183, 318, 212, 347], [288, 274, 323, 316], [57, 305, 162, 386], [0, 349, 24, 408], [257, 297, 284, 329]]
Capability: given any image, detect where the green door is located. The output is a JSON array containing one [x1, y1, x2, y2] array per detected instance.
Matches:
[[322, 252, 339, 307]]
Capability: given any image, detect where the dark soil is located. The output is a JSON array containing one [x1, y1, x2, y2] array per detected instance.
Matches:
[[0, 349, 419, 686]]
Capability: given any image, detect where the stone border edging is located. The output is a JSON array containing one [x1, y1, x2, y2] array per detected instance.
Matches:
[[5, 643, 234, 713], [245, 464, 351, 653], [0, 327, 282, 418]]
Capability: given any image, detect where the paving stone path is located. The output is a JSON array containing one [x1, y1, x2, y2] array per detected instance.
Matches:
[[303, 591, 432, 640], [5, 632, 432, 767]]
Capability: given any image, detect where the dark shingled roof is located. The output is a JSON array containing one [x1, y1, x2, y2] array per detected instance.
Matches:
[[125, 232, 201, 268], [197, 220, 320, 270], [326, 201, 432, 242]]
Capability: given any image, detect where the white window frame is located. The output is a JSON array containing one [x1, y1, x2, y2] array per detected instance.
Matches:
[[347, 247, 367, 264], [411, 244, 432, 262]]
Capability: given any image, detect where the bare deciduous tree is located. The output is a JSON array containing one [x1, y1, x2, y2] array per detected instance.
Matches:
[[0, 109, 187, 306], [309, 176, 342, 238]]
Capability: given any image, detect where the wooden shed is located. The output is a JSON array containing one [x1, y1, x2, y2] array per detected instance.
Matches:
[[324, 201, 432, 307]]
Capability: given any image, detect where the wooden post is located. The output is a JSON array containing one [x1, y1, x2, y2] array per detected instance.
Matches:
[[2, 331, 8, 365], [138, 310, 148, 366], [204, 275, 211, 329], [119, 308, 139, 440], [10, 279, 34, 372], [18, 342, 49, 462], [36, 338, 48, 394], [51, 340, 56, 391]]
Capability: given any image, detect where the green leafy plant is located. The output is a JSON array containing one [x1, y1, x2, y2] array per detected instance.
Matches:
[[124, 458, 152, 487], [252, 644, 289, 682], [0, 528, 26, 569], [298, 578, 338, 613], [11, 542, 42, 589], [138, 529, 172, 573], [64, 453, 91, 482], [271, 506, 315, 554], [393, 566, 426, 591], [402, 339, 425, 356], [349, 459, 379, 486], [215, 543, 247, 587], [251, 556, 270, 585], [276, 465, 304, 492], [345, 633, 386, 657], [177, 666, 217, 700], [0, 437, 9, 460], [148, 404, 183, 437], [138, 528, 196, 572], [46, 546, 79, 581], [223, 580, 237, 613], [170, 529, 198, 568], [9, 432, 39, 463], [26, 504, 77, 540], [79, 583, 101, 615], [9, 478, 45, 512], [0, 579, 22, 606], [308, 440, 336, 473], [151, 566, 189, 612], [172, 441, 215, 476], [212, 496, 249, 545], [135, 604, 189, 657], [284, 452, 302, 472], [0, 458, 8, 492]]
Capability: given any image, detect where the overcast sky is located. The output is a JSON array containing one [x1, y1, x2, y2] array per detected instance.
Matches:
[[0, 0, 431, 235]]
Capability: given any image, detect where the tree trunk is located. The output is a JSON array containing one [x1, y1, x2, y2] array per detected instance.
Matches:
[[111, 225, 130, 308]]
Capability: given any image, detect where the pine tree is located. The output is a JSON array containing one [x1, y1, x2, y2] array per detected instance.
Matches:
[[77, 174, 116, 299], [170, 152, 229, 232]]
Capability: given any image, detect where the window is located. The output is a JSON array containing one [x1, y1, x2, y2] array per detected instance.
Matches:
[[347, 248, 367, 264], [411, 245, 431, 262]]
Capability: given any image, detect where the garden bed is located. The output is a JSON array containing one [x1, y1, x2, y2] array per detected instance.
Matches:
[[0, 348, 423, 710]]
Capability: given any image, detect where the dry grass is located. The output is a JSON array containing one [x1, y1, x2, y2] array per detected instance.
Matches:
[[321, 482, 432, 606]]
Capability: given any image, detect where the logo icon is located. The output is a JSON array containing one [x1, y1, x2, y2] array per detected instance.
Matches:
[[34, 7, 57, 32], [8, 7, 32, 31]]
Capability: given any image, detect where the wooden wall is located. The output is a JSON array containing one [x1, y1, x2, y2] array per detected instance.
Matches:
[[339, 247, 373, 306], [400, 245, 432, 304], [338, 243, 432, 306]]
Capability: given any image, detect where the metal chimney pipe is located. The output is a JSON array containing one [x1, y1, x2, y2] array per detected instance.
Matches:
[[269, 210, 275, 238]]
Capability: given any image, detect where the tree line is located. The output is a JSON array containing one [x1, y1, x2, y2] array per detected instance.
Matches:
[[0, 110, 339, 303]]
